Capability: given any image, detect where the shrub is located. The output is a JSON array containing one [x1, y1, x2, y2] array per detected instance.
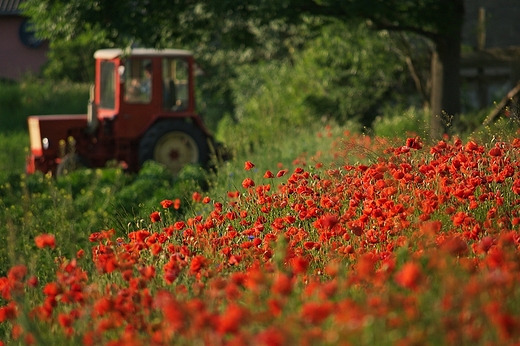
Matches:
[[372, 106, 429, 139]]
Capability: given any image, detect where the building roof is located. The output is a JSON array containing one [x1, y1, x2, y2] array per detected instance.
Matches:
[[0, 0, 23, 15]]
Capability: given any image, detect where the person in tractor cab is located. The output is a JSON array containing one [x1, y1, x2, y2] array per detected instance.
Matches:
[[126, 62, 152, 102]]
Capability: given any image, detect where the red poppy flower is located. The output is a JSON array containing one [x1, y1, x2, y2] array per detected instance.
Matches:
[[264, 170, 275, 178], [348, 220, 364, 236], [174, 221, 186, 230], [160, 199, 173, 208], [272, 273, 292, 296], [321, 214, 339, 229], [192, 191, 202, 202], [140, 265, 156, 280], [440, 236, 468, 256], [267, 299, 283, 317], [301, 301, 334, 325], [150, 243, 162, 256], [244, 161, 255, 170], [8, 265, 27, 283], [242, 177, 255, 188], [150, 211, 161, 223], [227, 191, 240, 199], [357, 253, 377, 278], [43, 282, 61, 297], [395, 262, 422, 290], [276, 169, 288, 178], [489, 147, 502, 157], [154, 291, 185, 331], [217, 304, 246, 334], [173, 198, 181, 209], [465, 140, 479, 151], [405, 137, 422, 149], [27, 276, 38, 288], [189, 255, 207, 274], [291, 256, 309, 275], [129, 230, 150, 243], [58, 313, 73, 328], [0, 302, 17, 322], [34, 234, 56, 249]]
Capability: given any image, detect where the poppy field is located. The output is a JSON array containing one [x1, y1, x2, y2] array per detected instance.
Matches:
[[1, 129, 520, 345]]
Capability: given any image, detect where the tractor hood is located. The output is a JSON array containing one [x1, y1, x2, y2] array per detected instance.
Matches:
[[28, 114, 88, 157]]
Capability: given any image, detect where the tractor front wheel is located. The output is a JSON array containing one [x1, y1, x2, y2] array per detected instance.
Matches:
[[138, 120, 210, 175]]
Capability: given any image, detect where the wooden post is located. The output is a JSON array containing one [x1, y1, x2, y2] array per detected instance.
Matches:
[[477, 7, 486, 51], [477, 7, 487, 108]]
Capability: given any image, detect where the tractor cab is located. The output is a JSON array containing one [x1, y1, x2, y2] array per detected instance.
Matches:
[[27, 48, 215, 176]]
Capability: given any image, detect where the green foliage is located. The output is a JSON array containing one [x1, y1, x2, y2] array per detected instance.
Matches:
[[0, 133, 29, 180], [469, 116, 520, 144], [42, 27, 111, 82], [451, 106, 494, 138], [21, 0, 465, 139], [298, 20, 408, 127], [0, 161, 209, 276], [21, 0, 463, 50], [22, 0, 458, 131], [372, 106, 429, 139], [225, 59, 315, 151], [219, 20, 409, 157]]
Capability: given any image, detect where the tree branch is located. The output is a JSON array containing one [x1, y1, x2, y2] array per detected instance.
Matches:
[[368, 20, 440, 42], [482, 80, 520, 126], [404, 56, 430, 107]]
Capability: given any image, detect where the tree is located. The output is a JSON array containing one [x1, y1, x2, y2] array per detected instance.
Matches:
[[23, 0, 464, 139], [21, 0, 318, 130], [195, 0, 465, 139], [284, 0, 465, 139]]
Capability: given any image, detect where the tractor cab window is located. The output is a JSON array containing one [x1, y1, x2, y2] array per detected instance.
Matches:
[[100, 61, 116, 109], [125, 59, 153, 103], [162, 58, 189, 111]]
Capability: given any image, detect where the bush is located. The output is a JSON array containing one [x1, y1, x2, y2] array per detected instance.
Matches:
[[219, 20, 411, 158], [372, 106, 429, 139]]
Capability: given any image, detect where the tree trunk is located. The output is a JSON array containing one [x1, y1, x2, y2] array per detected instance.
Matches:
[[429, 29, 462, 141]]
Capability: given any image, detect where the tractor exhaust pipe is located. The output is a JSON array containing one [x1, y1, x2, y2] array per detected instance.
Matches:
[[87, 84, 98, 134]]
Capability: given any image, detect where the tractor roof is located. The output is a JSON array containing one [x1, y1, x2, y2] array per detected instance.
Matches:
[[94, 48, 193, 60]]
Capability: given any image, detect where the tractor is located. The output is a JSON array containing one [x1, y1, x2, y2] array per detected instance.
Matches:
[[26, 48, 221, 176]]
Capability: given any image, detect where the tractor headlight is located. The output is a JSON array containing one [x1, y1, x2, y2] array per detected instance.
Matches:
[[42, 138, 49, 150]]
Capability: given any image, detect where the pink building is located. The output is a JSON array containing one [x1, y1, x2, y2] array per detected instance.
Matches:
[[0, 0, 48, 81]]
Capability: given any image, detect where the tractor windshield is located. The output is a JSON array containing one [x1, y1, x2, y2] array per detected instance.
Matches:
[[99, 61, 116, 109]]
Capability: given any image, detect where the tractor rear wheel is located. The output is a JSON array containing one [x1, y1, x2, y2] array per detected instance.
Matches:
[[138, 120, 210, 175]]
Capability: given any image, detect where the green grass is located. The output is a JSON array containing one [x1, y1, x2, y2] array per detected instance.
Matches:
[[0, 79, 89, 133]]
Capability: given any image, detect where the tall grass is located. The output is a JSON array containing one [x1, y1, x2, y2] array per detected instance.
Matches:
[[0, 132, 28, 178], [0, 79, 89, 133]]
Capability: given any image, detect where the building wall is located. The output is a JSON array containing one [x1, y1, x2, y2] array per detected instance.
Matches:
[[0, 16, 48, 81]]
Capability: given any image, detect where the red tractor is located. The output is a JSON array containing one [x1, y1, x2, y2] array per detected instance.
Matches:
[[26, 48, 221, 176]]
